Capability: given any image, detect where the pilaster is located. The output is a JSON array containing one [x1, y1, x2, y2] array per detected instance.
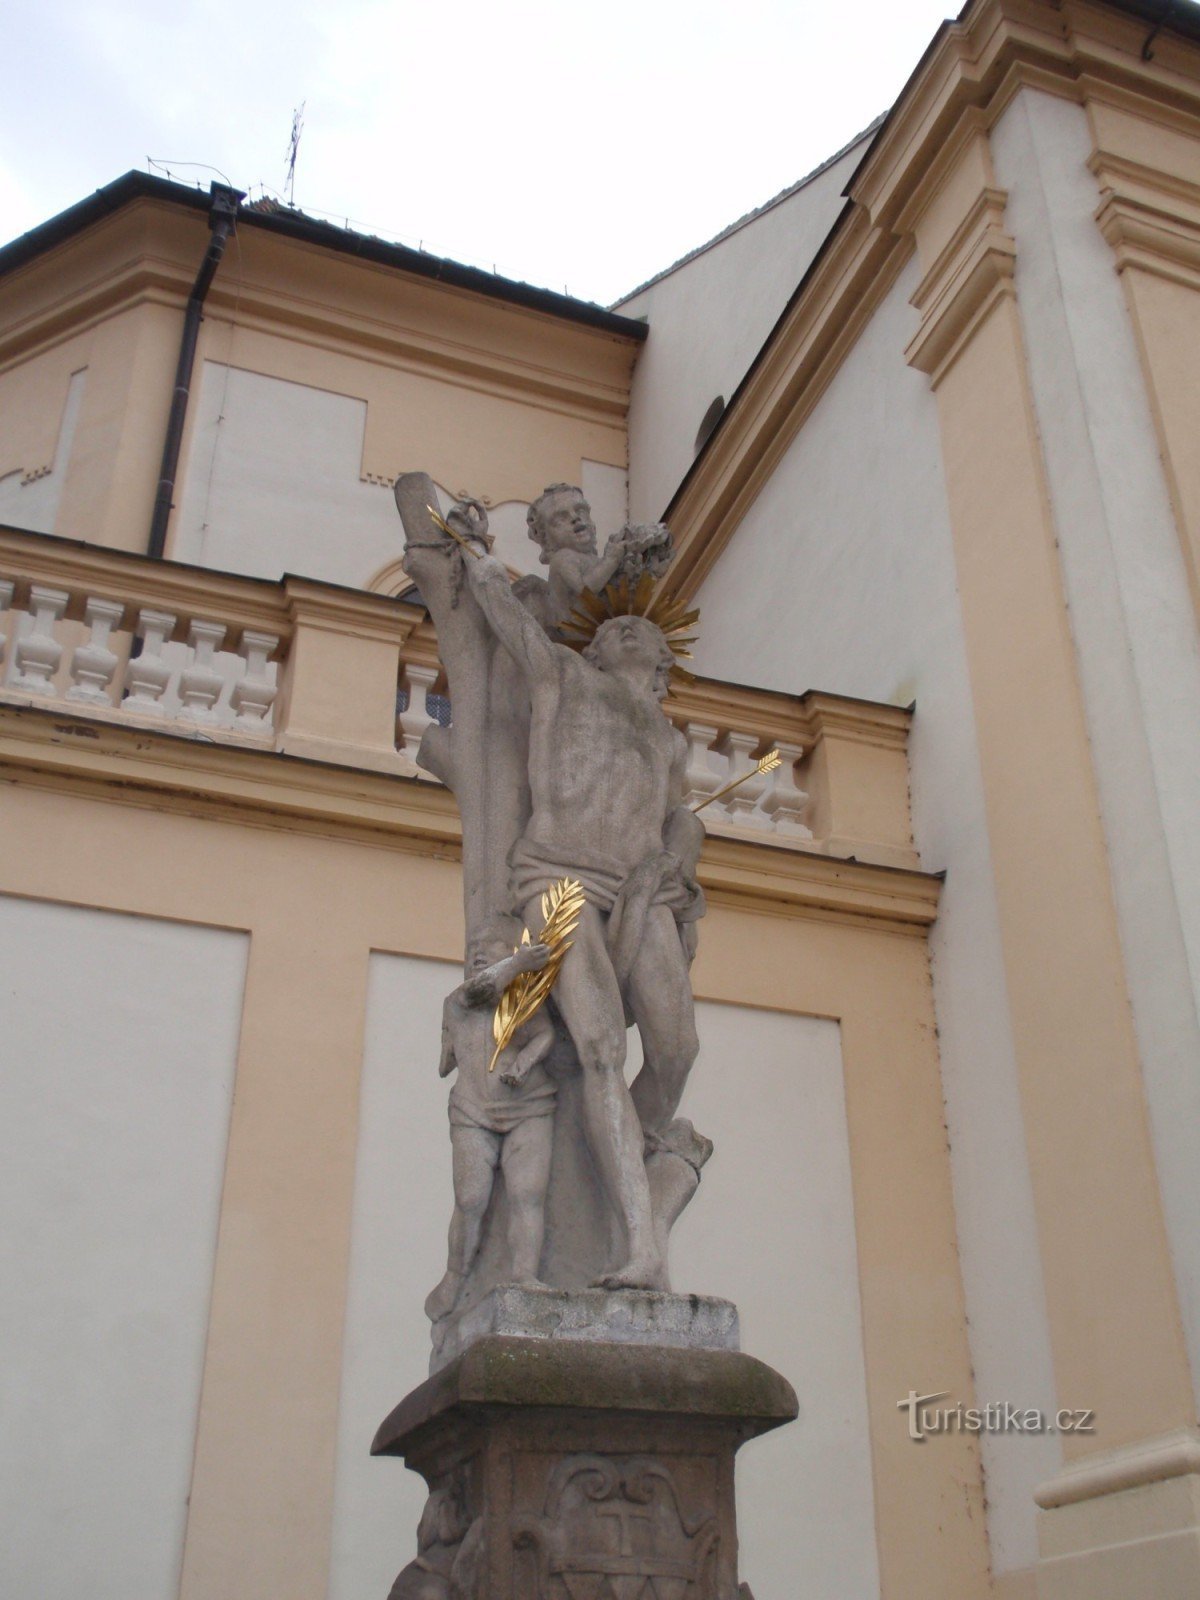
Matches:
[[902, 96, 1193, 1465], [1087, 98, 1200, 628]]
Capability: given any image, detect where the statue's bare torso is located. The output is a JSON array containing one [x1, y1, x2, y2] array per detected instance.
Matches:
[[525, 649, 681, 871]]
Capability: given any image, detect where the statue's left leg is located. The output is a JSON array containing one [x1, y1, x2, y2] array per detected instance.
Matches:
[[626, 904, 701, 1135], [499, 1114, 553, 1285]]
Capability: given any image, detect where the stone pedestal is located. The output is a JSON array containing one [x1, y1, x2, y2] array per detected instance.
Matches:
[[373, 1335, 798, 1599], [431, 1285, 740, 1373]]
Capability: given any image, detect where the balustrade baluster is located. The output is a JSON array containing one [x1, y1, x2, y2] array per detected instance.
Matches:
[[231, 631, 279, 731], [397, 662, 439, 769], [123, 609, 176, 717], [0, 581, 13, 669], [178, 620, 227, 724], [67, 597, 125, 706], [716, 730, 771, 829], [679, 720, 724, 813], [756, 739, 812, 838], [11, 586, 68, 696]]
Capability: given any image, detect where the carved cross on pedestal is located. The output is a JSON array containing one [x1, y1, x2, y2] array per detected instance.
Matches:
[[595, 1497, 655, 1556]]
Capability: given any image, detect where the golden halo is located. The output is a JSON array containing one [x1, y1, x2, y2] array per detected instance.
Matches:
[[557, 575, 699, 683]]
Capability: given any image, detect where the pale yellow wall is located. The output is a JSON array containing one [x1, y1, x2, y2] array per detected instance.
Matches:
[[653, 6, 1200, 1594], [0, 718, 986, 1599], [0, 199, 639, 565], [11, 12, 1200, 1599]]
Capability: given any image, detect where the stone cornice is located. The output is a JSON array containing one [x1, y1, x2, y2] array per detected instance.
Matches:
[[1091, 149, 1200, 286], [282, 574, 416, 648], [663, 213, 911, 603], [0, 702, 940, 933], [377, 592, 914, 762], [905, 188, 1018, 384], [0, 523, 287, 641], [662, 0, 1200, 597], [665, 677, 912, 753], [0, 524, 424, 656], [1035, 1427, 1200, 1508], [0, 198, 638, 427]]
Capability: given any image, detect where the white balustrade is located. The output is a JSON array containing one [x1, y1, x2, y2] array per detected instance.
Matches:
[[676, 719, 812, 842], [0, 580, 13, 667], [230, 631, 279, 732], [123, 609, 176, 718], [397, 661, 440, 772], [679, 720, 724, 812], [756, 739, 812, 838], [11, 586, 68, 695], [67, 597, 125, 706], [0, 533, 828, 848], [715, 730, 772, 830], [177, 619, 227, 725]]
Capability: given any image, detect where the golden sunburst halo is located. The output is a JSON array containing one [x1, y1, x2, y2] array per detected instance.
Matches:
[[557, 574, 699, 683]]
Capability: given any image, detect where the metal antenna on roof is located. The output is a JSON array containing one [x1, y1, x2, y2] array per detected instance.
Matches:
[[284, 102, 305, 207]]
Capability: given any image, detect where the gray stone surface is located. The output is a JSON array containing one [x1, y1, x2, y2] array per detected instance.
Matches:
[[373, 1336, 796, 1600], [430, 1284, 740, 1372]]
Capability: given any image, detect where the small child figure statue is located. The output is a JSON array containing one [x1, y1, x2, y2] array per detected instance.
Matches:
[[424, 930, 557, 1325]]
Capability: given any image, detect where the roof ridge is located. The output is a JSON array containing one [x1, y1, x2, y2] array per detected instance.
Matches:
[[610, 114, 886, 308]]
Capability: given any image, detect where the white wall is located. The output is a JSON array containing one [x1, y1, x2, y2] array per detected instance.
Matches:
[[992, 88, 1200, 1408], [0, 368, 86, 534], [0, 896, 247, 1600], [688, 260, 1061, 1573], [327, 953, 453, 1600], [172, 364, 409, 587], [329, 959, 877, 1600], [172, 365, 628, 591], [618, 133, 870, 523], [673, 1002, 878, 1600]]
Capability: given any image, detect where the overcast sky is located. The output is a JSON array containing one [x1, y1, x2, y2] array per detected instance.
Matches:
[[4, 0, 957, 306]]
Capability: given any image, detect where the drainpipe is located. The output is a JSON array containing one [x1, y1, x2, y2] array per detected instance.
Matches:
[[147, 181, 244, 560]]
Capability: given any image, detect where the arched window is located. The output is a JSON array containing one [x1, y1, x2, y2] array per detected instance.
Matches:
[[694, 395, 725, 455]]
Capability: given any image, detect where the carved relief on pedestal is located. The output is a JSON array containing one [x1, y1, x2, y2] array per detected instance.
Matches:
[[513, 1453, 719, 1600], [389, 1468, 485, 1600]]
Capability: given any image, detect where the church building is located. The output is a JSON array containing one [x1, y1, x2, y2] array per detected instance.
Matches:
[[3, 1, 1200, 1595]]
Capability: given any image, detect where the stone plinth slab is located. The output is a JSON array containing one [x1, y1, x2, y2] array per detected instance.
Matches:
[[373, 1335, 797, 1599], [431, 1284, 740, 1373]]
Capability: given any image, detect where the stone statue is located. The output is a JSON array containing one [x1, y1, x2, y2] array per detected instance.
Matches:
[[456, 535, 704, 1290], [394, 476, 710, 1336], [424, 931, 556, 1323], [516, 482, 674, 632], [380, 480, 796, 1600]]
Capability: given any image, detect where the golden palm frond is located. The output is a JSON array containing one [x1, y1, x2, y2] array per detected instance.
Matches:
[[489, 878, 585, 1071]]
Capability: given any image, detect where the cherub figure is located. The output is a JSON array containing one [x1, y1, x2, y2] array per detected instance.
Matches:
[[516, 483, 675, 629], [424, 930, 557, 1324]]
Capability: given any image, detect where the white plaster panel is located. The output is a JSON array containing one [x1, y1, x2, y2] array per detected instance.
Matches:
[[173, 363, 407, 587], [992, 89, 1200, 1404], [618, 138, 866, 522], [0, 896, 247, 1600], [689, 259, 1060, 1571], [672, 1002, 878, 1600], [0, 368, 86, 535], [327, 953, 461, 1600], [580, 457, 628, 545], [173, 366, 621, 592], [329, 962, 877, 1600]]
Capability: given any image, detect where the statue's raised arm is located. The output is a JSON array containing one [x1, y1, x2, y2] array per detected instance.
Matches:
[[459, 544, 561, 690]]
